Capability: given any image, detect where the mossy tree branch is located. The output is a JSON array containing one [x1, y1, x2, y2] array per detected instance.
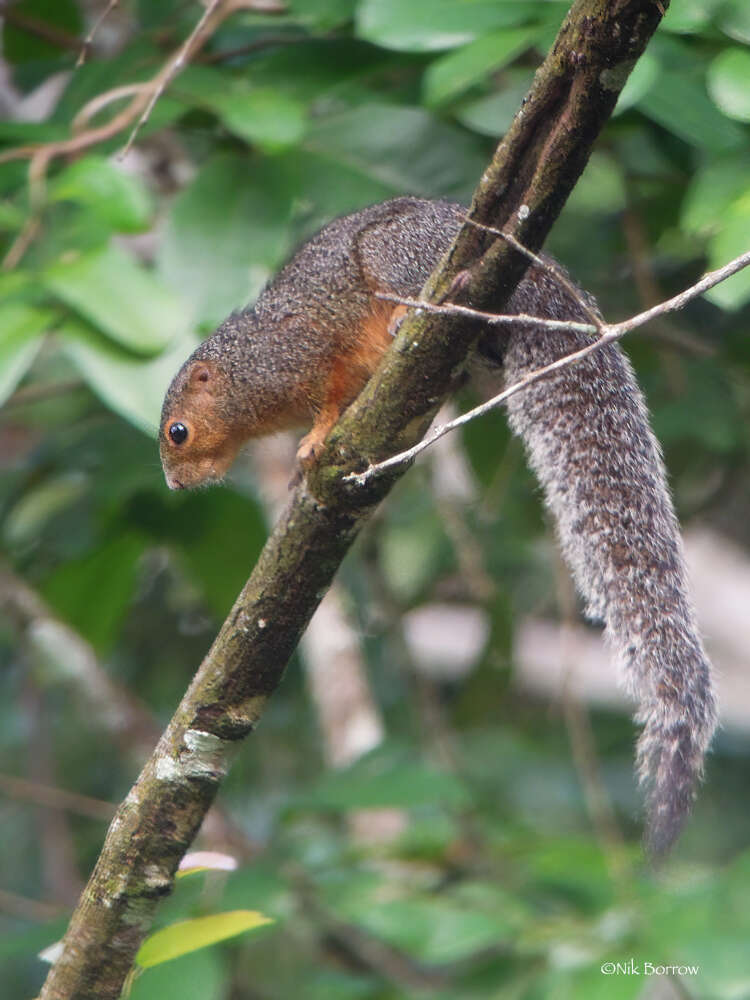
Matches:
[[40, 2, 668, 997]]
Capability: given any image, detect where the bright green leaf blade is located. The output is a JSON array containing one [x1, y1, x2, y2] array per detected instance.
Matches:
[[136, 911, 274, 969], [707, 47, 750, 122], [422, 27, 537, 106], [356, 0, 547, 52], [44, 245, 188, 355], [0, 303, 53, 404], [60, 319, 199, 436], [50, 155, 152, 232], [214, 89, 307, 153]]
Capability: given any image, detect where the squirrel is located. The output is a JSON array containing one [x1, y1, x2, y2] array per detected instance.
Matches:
[[160, 196, 717, 854]]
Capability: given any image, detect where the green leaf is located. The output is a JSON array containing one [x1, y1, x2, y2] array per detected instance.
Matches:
[[129, 948, 224, 1000], [359, 896, 518, 962], [707, 47, 750, 122], [454, 69, 534, 136], [682, 157, 750, 235], [44, 245, 188, 354], [563, 152, 627, 215], [40, 533, 145, 653], [703, 193, 750, 310], [226, 39, 389, 103], [50, 156, 152, 232], [380, 511, 447, 602], [286, 0, 356, 30], [720, 0, 750, 45], [288, 150, 396, 233], [613, 49, 659, 114], [660, 0, 720, 35], [59, 319, 199, 436], [0, 303, 52, 404], [136, 911, 273, 969], [157, 153, 295, 327], [2, 0, 82, 66], [296, 748, 469, 811], [3, 473, 88, 550], [174, 489, 267, 617], [422, 27, 538, 106], [356, 0, 550, 53], [171, 72, 308, 152], [214, 89, 307, 152], [0, 200, 26, 230], [637, 69, 745, 151], [304, 104, 486, 200], [0, 120, 68, 145]]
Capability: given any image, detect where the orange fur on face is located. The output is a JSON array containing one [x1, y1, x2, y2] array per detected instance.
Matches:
[[162, 300, 403, 485], [160, 360, 246, 489]]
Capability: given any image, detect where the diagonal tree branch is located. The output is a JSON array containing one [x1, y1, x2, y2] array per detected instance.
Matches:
[[39, 2, 669, 997]]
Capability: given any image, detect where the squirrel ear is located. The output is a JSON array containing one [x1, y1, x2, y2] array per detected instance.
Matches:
[[190, 364, 211, 386]]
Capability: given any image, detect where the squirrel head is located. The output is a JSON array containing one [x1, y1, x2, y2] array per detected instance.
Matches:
[[159, 358, 246, 490]]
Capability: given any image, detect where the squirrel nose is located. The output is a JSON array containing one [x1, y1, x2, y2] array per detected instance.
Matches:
[[166, 476, 185, 490]]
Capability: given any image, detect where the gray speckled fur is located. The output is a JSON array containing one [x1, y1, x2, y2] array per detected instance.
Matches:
[[163, 197, 716, 851], [163, 199, 464, 428], [497, 262, 717, 854]]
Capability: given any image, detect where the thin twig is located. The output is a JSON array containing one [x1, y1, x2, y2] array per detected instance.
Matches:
[[375, 292, 599, 337], [2, 215, 42, 271], [0, 0, 286, 269], [348, 248, 750, 485], [72, 83, 147, 134], [120, 0, 286, 156], [119, 0, 223, 158], [77, 0, 121, 67], [466, 216, 605, 332]]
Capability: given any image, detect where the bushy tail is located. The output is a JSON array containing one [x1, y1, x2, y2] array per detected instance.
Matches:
[[490, 264, 718, 854]]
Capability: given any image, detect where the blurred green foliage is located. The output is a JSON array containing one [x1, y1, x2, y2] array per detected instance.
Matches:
[[1, 0, 750, 997]]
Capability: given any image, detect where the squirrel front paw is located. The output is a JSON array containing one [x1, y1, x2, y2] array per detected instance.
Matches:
[[289, 430, 328, 487]]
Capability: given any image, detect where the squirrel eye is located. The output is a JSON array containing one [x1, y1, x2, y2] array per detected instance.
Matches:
[[169, 422, 189, 445]]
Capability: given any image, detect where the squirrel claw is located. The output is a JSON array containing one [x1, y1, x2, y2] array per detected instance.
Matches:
[[290, 431, 327, 488]]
